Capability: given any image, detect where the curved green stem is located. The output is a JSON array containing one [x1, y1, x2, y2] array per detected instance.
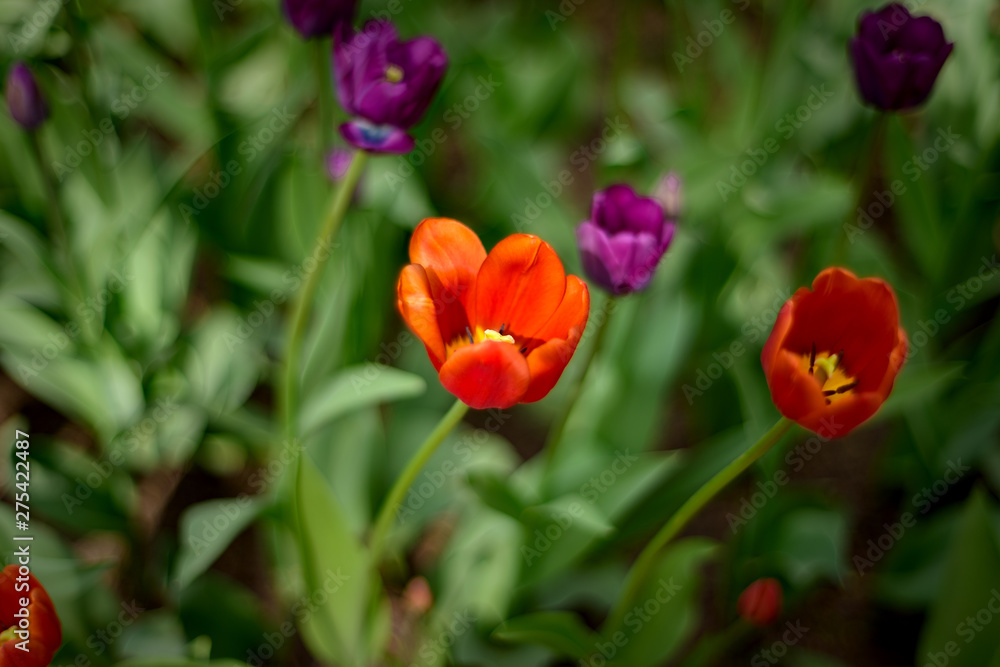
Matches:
[[607, 417, 794, 628], [370, 399, 470, 561], [280, 150, 368, 438], [543, 294, 617, 469]]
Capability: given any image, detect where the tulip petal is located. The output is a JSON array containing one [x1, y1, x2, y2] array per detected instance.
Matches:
[[897, 15, 947, 54], [474, 234, 567, 341], [438, 340, 530, 409], [339, 120, 415, 154], [408, 218, 485, 343], [798, 392, 886, 437], [577, 221, 624, 293], [397, 264, 447, 368], [521, 276, 590, 403], [765, 349, 828, 421]]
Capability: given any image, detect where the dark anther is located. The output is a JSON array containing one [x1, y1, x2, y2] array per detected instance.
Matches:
[[809, 343, 816, 374], [836, 380, 858, 394], [520, 346, 528, 354], [466, 326, 474, 344], [836, 349, 845, 370], [823, 389, 837, 396], [499, 323, 506, 335]]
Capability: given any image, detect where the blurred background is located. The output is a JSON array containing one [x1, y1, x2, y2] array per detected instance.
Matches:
[[1, 0, 999, 665]]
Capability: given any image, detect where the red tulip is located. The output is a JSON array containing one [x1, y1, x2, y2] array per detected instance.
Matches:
[[762, 267, 907, 437], [0, 565, 62, 667], [397, 218, 590, 409], [738, 578, 783, 626]]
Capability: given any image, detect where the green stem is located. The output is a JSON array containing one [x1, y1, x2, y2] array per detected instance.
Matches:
[[312, 40, 334, 152], [607, 417, 794, 628], [280, 150, 368, 438], [370, 399, 470, 561], [543, 294, 616, 469]]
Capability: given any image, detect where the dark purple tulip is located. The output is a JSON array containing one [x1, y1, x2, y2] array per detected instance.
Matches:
[[576, 183, 678, 295], [849, 3, 953, 111], [5, 62, 48, 130], [282, 0, 356, 39], [333, 21, 448, 154]]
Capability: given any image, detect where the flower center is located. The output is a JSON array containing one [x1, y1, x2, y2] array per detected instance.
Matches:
[[385, 64, 405, 83], [801, 344, 858, 405], [445, 323, 520, 358]]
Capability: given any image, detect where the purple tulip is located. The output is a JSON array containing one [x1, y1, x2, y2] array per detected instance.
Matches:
[[333, 21, 448, 154], [576, 183, 678, 295], [849, 3, 953, 111], [5, 62, 48, 130], [282, 0, 356, 39]]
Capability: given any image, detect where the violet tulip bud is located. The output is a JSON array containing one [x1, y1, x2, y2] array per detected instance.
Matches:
[[576, 183, 677, 295], [737, 578, 783, 626], [333, 20, 448, 154], [849, 3, 953, 111], [282, 0, 357, 39], [5, 62, 48, 130]]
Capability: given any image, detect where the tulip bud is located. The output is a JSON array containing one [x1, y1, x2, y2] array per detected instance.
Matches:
[[737, 577, 783, 626], [5, 62, 48, 130], [654, 172, 682, 220], [403, 576, 433, 614], [849, 3, 953, 111], [282, 0, 357, 39]]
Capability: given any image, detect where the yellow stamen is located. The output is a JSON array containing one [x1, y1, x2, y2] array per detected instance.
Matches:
[[483, 329, 515, 344], [385, 65, 404, 83], [801, 348, 858, 405]]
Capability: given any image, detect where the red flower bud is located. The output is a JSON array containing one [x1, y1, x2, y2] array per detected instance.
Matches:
[[737, 577, 783, 626], [0, 564, 62, 666]]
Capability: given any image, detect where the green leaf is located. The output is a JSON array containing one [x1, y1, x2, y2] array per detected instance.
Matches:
[[918, 489, 1000, 667], [298, 364, 426, 435], [295, 456, 379, 665], [603, 538, 718, 667], [172, 496, 268, 589], [774, 507, 849, 588], [466, 469, 529, 520], [493, 611, 601, 660]]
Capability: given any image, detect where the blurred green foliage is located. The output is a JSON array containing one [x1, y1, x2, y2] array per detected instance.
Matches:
[[1, 0, 999, 665]]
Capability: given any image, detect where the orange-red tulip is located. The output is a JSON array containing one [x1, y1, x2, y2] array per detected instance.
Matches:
[[397, 218, 590, 409], [0, 565, 62, 667], [762, 267, 907, 437]]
